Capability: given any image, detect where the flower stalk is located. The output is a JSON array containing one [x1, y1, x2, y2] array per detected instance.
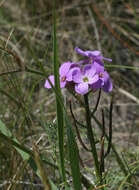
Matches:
[[84, 94, 102, 183]]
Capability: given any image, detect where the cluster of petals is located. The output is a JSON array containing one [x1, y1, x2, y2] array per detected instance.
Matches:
[[44, 62, 78, 89], [44, 47, 113, 95]]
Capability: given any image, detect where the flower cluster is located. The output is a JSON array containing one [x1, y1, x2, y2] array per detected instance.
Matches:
[[44, 47, 113, 95]]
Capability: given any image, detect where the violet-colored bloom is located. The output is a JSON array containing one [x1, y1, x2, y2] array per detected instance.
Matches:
[[75, 47, 112, 63], [102, 71, 113, 92], [74, 47, 112, 93], [44, 47, 113, 94], [44, 61, 79, 89], [44, 75, 55, 89], [93, 61, 104, 73], [72, 64, 99, 95], [91, 69, 113, 93]]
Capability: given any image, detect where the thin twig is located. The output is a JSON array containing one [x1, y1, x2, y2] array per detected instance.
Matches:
[[5, 28, 14, 49], [0, 45, 24, 68], [0, 180, 44, 188], [99, 109, 105, 175], [118, 88, 139, 104], [73, 119, 86, 128], [84, 94, 101, 182], [0, 69, 22, 76], [91, 89, 101, 116], [104, 96, 113, 158], [69, 101, 91, 152], [92, 114, 128, 176]]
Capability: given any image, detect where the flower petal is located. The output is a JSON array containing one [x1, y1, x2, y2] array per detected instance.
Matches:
[[76, 59, 89, 65], [87, 50, 101, 57], [59, 62, 72, 77], [103, 57, 112, 62], [91, 79, 104, 89], [93, 61, 104, 73], [72, 68, 82, 83], [88, 74, 99, 84], [83, 64, 96, 77], [75, 47, 88, 56], [66, 67, 80, 81], [60, 81, 66, 88], [102, 71, 113, 92], [75, 83, 89, 95], [44, 75, 54, 89], [103, 71, 110, 82], [102, 80, 113, 92]]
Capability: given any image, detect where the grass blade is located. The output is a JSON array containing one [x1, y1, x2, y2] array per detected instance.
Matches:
[[53, 8, 82, 188], [53, 6, 66, 182], [118, 164, 139, 190], [105, 64, 139, 70], [33, 144, 52, 190], [64, 113, 82, 190]]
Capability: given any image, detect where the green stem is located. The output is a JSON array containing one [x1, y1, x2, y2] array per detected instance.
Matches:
[[84, 94, 101, 182], [25, 66, 44, 76], [92, 115, 128, 176], [53, 6, 66, 182], [105, 64, 139, 70]]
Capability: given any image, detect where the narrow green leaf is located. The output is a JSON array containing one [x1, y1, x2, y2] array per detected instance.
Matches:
[[53, 5, 66, 182], [0, 120, 29, 160], [49, 180, 59, 190], [52, 6, 82, 188], [105, 64, 139, 70], [64, 113, 82, 190]]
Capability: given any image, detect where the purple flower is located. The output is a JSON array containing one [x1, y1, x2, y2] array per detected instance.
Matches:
[[91, 68, 113, 93], [72, 64, 99, 95], [44, 75, 55, 89], [44, 47, 113, 94], [74, 47, 113, 93], [44, 62, 79, 89], [75, 47, 112, 63]]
